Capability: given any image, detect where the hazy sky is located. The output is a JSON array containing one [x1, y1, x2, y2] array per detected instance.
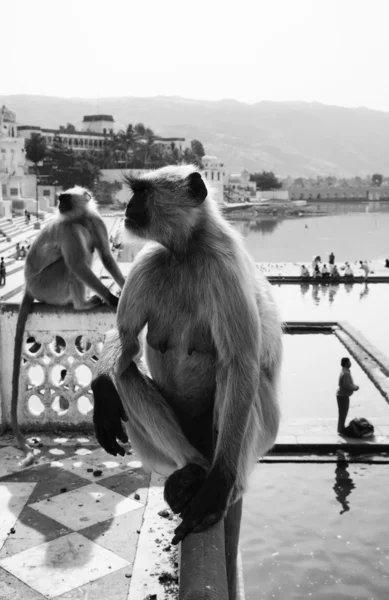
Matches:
[[2, 0, 389, 111]]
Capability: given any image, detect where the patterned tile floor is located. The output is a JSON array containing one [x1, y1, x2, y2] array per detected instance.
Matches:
[[2, 422, 388, 600], [0, 434, 179, 600]]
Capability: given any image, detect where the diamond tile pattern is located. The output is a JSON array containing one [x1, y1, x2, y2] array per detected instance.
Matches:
[[29, 483, 143, 530], [0, 440, 151, 599], [0, 532, 129, 599], [57, 447, 143, 482]]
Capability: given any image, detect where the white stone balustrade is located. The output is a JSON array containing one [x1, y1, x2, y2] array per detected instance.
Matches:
[[0, 303, 116, 432]]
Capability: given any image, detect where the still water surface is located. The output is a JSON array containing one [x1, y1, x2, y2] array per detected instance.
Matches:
[[273, 282, 389, 359], [241, 463, 389, 600], [230, 202, 389, 262], [280, 334, 387, 420]]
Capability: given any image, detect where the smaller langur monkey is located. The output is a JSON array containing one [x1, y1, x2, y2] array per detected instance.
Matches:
[[12, 187, 125, 465], [92, 166, 283, 544]]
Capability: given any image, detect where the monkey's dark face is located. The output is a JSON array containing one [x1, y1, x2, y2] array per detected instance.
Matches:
[[58, 193, 73, 214], [58, 188, 93, 217], [124, 180, 151, 232], [124, 168, 208, 246]]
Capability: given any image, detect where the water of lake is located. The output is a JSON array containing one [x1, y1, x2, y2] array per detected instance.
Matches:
[[241, 463, 389, 600], [229, 201, 389, 262]]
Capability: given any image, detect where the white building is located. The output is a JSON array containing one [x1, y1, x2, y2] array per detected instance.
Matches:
[[81, 114, 115, 134], [201, 155, 226, 205], [0, 106, 28, 213], [225, 170, 257, 203], [153, 136, 189, 155], [18, 125, 107, 153], [18, 115, 189, 160]]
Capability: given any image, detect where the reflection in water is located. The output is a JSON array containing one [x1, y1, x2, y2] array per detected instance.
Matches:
[[311, 284, 320, 305], [226, 217, 281, 236], [249, 219, 280, 235], [305, 281, 355, 305], [300, 282, 310, 296], [328, 284, 339, 305], [359, 283, 370, 300], [344, 282, 354, 294], [333, 456, 356, 514], [302, 282, 342, 305]]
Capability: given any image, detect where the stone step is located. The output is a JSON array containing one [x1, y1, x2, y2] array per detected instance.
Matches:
[[0, 268, 25, 301]]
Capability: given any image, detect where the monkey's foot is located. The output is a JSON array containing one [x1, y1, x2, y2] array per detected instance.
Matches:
[[164, 464, 207, 515], [171, 483, 228, 545]]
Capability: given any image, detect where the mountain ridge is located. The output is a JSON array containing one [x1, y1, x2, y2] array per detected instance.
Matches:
[[2, 94, 388, 177]]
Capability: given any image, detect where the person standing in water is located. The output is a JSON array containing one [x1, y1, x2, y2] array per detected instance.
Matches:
[[336, 357, 359, 434]]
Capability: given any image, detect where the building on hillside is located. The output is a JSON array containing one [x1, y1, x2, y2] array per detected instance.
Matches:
[[224, 170, 257, 203], [18, 115, 189, 160], [260, 190, 290, 202], [81, 114, 115, 134], [201, 155, 226, 205], [287, 185, 389, 201], [153, 136, 189, 154], [18, 114, 115, 152], [18, 125, 107, 152], [0, 105, 28, 212]]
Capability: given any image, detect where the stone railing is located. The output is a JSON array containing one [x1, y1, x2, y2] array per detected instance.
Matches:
[[0, 302, 116, 432]]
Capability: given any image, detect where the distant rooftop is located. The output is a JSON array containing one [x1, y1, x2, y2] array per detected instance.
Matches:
[[18, 125, 105, 138], [82, 115, 114, 123], [154, 136, 185, 142], [1, 105, 16, 123]]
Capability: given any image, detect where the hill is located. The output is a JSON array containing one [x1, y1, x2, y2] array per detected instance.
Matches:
[[2, 94, 389, 177]]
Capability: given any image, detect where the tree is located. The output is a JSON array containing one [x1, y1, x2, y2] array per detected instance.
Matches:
[[45, 139, 100, 191], [250, 171, 282, 191], [134, 123, 146, 138], [372, 173, 383, 186], [72, 152, 101, 189], [191, 139, 205, 159], [25, 133, 48, 223], [182, 147, 202, 168]]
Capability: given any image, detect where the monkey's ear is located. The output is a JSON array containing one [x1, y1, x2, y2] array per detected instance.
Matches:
[[187, 172, 207, 205], [84, 191, 92, 201]]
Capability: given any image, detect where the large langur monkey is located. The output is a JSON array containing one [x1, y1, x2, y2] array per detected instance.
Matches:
[[92, 166, 283, 544], [12, 187, 125, 465]]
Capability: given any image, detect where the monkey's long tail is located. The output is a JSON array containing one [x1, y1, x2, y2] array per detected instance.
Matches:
[[11, 291, 35, 467]]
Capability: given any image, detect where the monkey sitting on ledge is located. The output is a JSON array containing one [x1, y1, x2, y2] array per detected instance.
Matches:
[[12, 187, 125, 466], [92, 166, 283, 544]]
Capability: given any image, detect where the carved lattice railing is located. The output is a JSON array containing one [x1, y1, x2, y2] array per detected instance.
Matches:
[[0, 303, 116, 431]]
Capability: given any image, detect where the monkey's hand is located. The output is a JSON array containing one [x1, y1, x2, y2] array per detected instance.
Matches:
[[92, 374, 129, 457], [171, 473, 230, 545]]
